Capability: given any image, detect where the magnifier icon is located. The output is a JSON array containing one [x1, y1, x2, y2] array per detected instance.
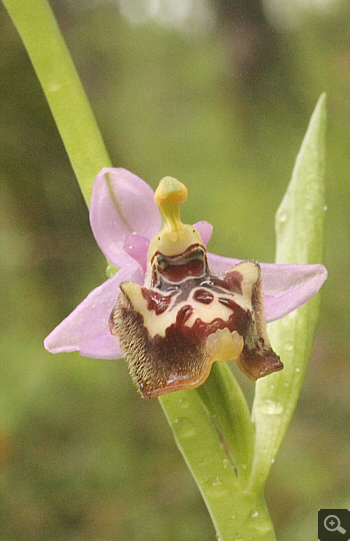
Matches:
[[324, 515, 346, 534]]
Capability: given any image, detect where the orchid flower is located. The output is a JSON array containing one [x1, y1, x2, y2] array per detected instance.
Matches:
[[45, 168, 327, 397]]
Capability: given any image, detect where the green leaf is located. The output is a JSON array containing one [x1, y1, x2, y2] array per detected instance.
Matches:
[[197, 362, 255, 486], [249, 94, 327, 492]]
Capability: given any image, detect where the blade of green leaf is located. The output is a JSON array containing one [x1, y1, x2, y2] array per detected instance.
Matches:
[[249, 94, 327, 492]]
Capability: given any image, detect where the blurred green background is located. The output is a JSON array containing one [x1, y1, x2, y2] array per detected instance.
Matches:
[[0, 0, 349, 540]]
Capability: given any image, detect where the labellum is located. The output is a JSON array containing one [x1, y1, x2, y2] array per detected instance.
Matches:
[[109, 177, 283, 398]]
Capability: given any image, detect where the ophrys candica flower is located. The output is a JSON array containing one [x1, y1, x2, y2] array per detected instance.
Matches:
[[45, 168, 327, 398]]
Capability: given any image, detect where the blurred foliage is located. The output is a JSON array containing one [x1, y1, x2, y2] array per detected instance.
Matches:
[[0, 0, 349, 540]]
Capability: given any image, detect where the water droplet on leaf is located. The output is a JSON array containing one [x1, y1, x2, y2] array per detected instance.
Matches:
[[277, 212, 288, 223], [223, 458, 230, 469], [260, 399, 283, 415], [175, 417, 196, 438], [205, 477, 228, 498]]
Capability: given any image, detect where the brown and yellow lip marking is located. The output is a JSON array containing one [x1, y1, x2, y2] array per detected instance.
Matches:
[[109, 177, 283, 398]]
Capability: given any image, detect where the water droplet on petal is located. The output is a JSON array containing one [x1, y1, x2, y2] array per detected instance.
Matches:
[[251, 511, 259, 518], [284, 342, 294, 351]]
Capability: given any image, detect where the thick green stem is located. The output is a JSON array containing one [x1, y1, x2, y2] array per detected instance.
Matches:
[[160, 390, 276, 541], [2, 0, 112, 205]]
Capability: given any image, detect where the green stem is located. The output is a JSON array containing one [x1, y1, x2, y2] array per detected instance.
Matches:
[[160, 389, 276, 541], [2, 0, 112, 205]]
